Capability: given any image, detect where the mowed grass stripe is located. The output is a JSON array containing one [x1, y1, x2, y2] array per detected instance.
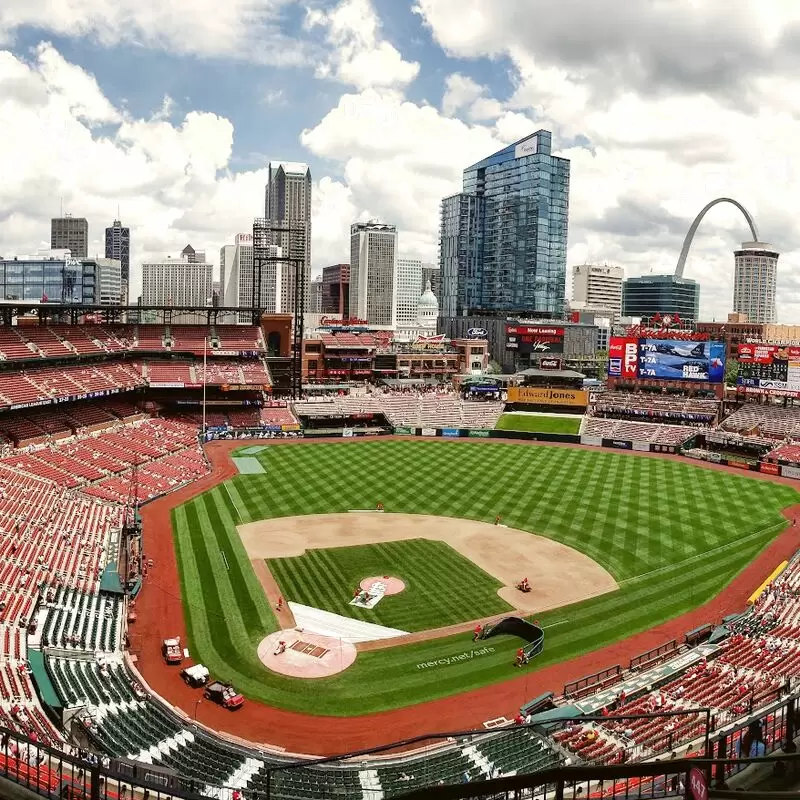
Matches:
[[169, 440, 798, 715], [269, 539, 512, 632]]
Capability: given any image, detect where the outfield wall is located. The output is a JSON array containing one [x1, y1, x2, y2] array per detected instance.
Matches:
[[393, 426, 582, 444], [386, 425, 800, 480]]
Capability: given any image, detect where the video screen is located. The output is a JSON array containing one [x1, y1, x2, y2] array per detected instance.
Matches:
[[638, 339, 725, 383]]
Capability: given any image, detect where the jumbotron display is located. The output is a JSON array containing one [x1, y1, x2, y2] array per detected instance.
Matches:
[[609, 337, 726, 383]]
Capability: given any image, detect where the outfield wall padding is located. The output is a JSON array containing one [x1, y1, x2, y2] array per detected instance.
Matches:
[[748, 560, 789, 605], [392, 426, 581, 444]]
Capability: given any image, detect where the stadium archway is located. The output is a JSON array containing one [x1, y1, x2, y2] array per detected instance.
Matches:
[[674, 198, 759, 278]]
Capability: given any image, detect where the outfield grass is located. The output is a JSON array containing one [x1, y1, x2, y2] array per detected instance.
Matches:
[[172, 440, 798, 715], [495, 413, 583, 435], [269, 539, 512, 631]]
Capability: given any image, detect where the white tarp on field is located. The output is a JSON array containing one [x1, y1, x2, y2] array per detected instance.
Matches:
[[288, 602, 409, 644]]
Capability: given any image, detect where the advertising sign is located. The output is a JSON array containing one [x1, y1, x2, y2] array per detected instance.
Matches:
[[394, 427, 413, 435], [638, 339, 725, 382], [737, 344, 800, 396], [468, 430, 491, 438], [608, 337, 639, 379], [782, 465, 800, 480], [759, 462, 780, 475], [507, 387, 588, 407], [514, 135, 538, 159], [603, 439, 633, 450], [505, 325, 564, 354], [412, 334, 447, 350], [320, 316, 369, 326], [539, 357, 562, 370], [421, 427, 437, 437], [441, 428, 461, 437], [467, 328, 487, 338]]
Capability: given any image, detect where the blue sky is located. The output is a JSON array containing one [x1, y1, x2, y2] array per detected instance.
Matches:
[[6, 3, 514, 180]]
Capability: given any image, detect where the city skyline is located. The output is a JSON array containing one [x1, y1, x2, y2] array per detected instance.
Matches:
[[1, 2, 799, 321]]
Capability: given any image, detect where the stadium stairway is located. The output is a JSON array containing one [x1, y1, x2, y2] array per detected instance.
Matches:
[[462, 744, 494, 776]]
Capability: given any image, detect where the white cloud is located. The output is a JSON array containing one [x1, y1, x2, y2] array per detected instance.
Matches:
[[305, 0, 419, 89], [7, 0, 800, 326], [0, 0, 309, 65], [442, 73, 503, 120]]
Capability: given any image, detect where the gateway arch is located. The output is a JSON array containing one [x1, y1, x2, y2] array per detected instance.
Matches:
[[674, 197, 759, 278]]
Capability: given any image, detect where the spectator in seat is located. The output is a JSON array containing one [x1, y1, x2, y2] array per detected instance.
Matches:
[[739, 721, 766, 758]]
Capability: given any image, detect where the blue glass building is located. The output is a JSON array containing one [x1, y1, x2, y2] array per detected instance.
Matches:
[[0, 254, 121, 304], [622, 274, 700, 323], [439, 131, 570, 318]]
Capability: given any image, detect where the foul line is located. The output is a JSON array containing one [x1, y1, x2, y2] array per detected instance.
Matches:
[[221, 550, 229, 570], [618, 522, 786, 586], [223, 482, 243, 523]]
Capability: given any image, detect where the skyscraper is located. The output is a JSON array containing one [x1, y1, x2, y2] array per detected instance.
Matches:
[[264, 162, 311, 314], [321, 264, 350, 315], [51, 216, 88, 258], [141, 249, 213, 310], [622, 275, 700, 324], [309, 276, 323, 313], [349, 221, 397, 327], [439, 130, 570, 318], [733, 241, 778, 324], [105, 219, 130, 301], [572, 264, 624, 321], [396, 257, 424, 328], [219, 233, 256, 321]]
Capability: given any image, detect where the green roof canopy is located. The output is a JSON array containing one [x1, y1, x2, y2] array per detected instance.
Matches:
[[99, 564, 124, 595], [27, 650, 62, 710]]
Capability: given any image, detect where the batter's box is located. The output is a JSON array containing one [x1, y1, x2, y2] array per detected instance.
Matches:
[[290, 641, 330, 659]]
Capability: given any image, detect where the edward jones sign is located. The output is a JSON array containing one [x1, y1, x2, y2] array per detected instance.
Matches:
[[507, 387, 588, 407]]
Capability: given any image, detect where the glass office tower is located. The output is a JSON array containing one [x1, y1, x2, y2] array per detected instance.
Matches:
[[439, 130, 570, 318], [622, 274, 700, 323]]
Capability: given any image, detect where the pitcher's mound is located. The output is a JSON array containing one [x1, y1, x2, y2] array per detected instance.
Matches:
[[258, 631, 357, 678], [360, 576, 405, 595]]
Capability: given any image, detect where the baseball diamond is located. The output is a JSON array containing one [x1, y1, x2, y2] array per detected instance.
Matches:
[[168, 438, 797, 717]]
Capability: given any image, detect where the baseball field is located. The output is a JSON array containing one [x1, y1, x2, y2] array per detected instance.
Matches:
[[171, 439, 798, 716]]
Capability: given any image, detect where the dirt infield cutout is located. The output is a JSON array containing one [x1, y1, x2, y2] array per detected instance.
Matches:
[[257, 630, 357, 678], [239, 513, 618, 613]]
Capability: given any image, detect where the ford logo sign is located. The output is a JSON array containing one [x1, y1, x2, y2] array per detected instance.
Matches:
[[467, 328, 487, 337]]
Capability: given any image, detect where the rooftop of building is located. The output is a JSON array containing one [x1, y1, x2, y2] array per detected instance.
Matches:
[[624, 274, 698, 286], [466, 129, 568, 172], [271, 161, 310, 175]]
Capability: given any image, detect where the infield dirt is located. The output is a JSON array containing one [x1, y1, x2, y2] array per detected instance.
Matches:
[[239, 512, 619, 614]]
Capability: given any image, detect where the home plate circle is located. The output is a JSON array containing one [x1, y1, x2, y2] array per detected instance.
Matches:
[[257, 631, 357, 678], [360, 576, 405, 595]]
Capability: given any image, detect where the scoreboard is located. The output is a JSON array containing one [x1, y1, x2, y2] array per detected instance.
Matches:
[[737, 360, 787, 383], [736, 343, 800, 396]]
